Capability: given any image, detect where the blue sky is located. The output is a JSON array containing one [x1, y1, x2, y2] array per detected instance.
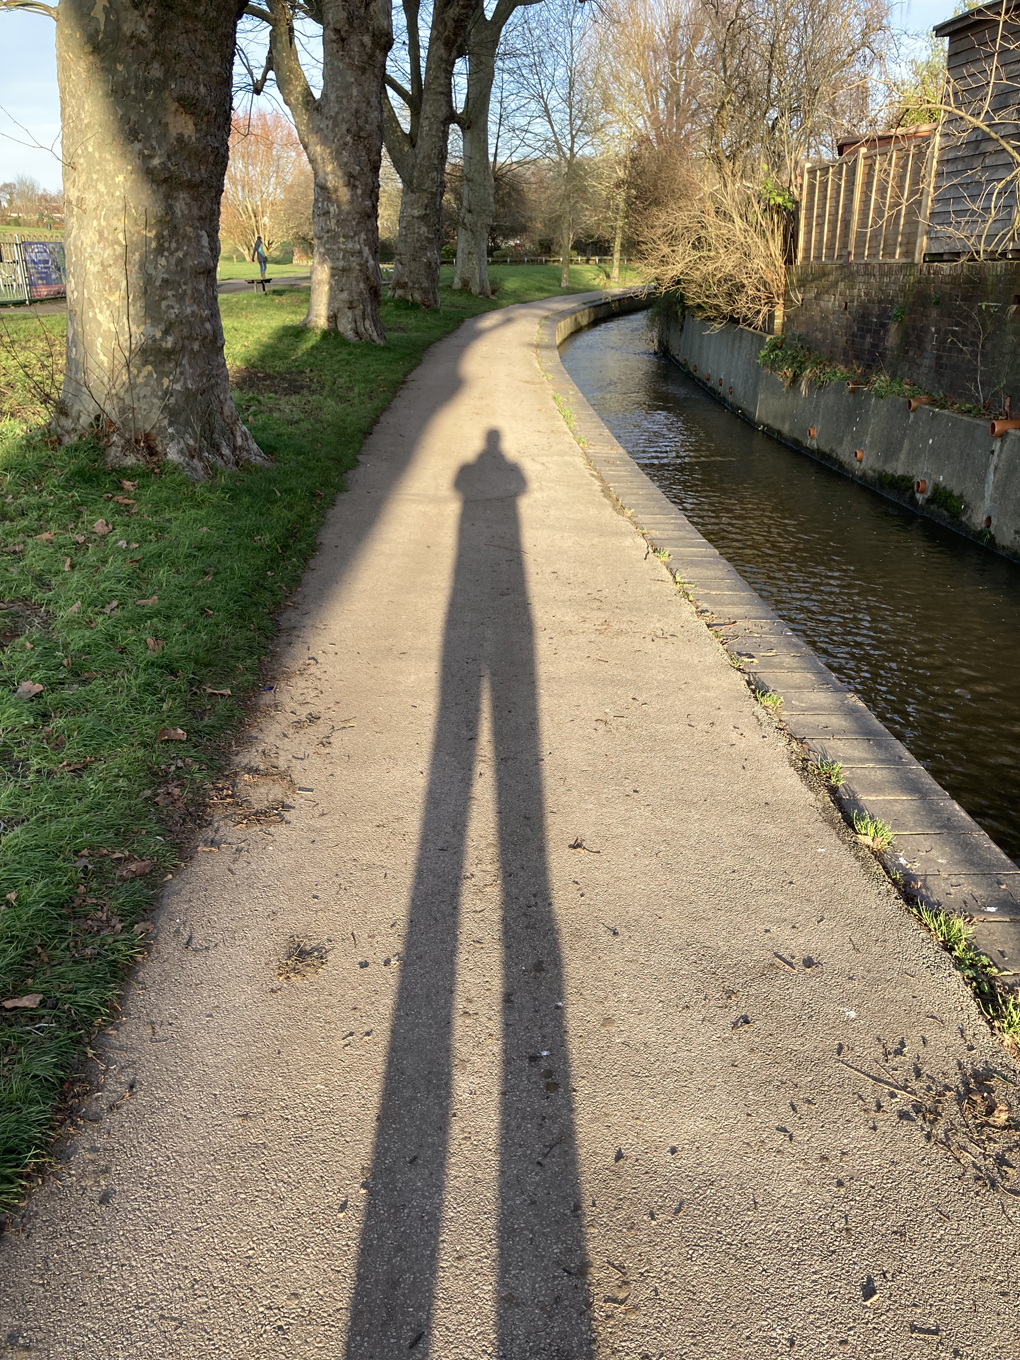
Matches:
[[0, 0, 958, 192]]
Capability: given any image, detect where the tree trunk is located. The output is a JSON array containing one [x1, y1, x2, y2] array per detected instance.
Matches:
[[54, 0, 264, 478], [270, 0, 391, 343], [388, 113, 449, 309], [384, 0, 480, 310], [560, 216, 572, 289], [611, 191, 626, 284], [452, 22, 497, 296]]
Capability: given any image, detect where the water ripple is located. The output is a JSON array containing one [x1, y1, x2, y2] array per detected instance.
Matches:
[[562, 313, 1020, 861]]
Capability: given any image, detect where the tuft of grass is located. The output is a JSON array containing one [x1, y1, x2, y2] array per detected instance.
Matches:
[[652, 546, 671, 561], [816, 758, 844, 787], [755, 687, 783, 712], [852, 810, 893, 849], [0, 264, 619, 1209], [911, 904, 1010, 1024]]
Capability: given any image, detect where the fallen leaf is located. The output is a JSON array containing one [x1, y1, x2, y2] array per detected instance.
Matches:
[[158, 727, 187, 742], [5, 892, 16, 903], [203, 686, 231, 696], [135, 596, 158, 606], [33, 531, 57, 543], [62, 556, 71, 571], [2, 544, 24, 554], [72, 534, 86, 544], [2, 994, 43, 1009], [102, 601, 119, 614], [116, 539, 128, 548], [117, 858, 153, 879], [120, 480, 137, 491], [112, 496, 136, 507], [15, 681, 43, 699], [68, 601, 81, 614], [93, 519, 112, 536], [146, 637, 164, 653]]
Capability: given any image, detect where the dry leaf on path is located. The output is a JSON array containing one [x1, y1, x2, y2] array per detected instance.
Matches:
[[15, 681, 43, 699], [158, 727, 187, 742], [2, 994, 43, 1010]]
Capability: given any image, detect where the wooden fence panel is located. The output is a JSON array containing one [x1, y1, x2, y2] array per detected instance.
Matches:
[[798, 139, 934, 263]]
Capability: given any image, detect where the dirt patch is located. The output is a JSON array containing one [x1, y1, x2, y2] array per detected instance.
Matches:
[[277, 936, 330, 983], [229, 367, 309, 396]]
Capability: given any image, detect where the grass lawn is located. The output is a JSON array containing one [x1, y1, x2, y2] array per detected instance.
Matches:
[[0, 262, 643, 1209], [216, 260, 311, 280]]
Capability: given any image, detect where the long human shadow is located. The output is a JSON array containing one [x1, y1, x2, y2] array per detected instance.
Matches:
[[344, 430, 593, 1360]]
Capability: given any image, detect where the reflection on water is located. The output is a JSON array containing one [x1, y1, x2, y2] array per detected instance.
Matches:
[[562, 312, 1020, 863]]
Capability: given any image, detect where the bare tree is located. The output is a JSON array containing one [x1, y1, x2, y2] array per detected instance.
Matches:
[[451, 0, 543, 297], [383, 0, 481, 308], [220, 109, 305, 258], [513, 0, 603, 287], [14, 0, 264, 476]]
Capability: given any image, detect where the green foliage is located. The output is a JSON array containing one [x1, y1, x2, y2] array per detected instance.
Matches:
[[0, 263, 622, 1209], [755, 687, 783, 711], [760, 174, 795, 212], [852, 810, 893, 849], [876, 470, 916, 495], [927, 482, 966, 519], [890, 304, 906, 322], [816, 758, 844, 787], [757, 334, 860, 388]]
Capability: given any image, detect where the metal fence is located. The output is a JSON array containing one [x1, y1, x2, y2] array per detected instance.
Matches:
[[797, 136, 938, 264], [0, 235, 66, 305]]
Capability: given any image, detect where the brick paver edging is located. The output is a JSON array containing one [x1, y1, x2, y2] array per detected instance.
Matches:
[[538, 293, 1020, 979]]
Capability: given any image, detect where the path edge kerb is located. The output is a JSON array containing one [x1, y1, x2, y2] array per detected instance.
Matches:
[[536, 295, 1020, 980]]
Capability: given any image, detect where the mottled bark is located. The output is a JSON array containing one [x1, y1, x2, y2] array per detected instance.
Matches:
[[452, 20, 498, 296], [55, 0, 263, 478], [385, 0, 479, 310], [452, 0, 540, 296], [268, 0, 391, 342]]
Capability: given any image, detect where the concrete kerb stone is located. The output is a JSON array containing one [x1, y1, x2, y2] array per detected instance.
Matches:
[[538, 295, 1020, 979]]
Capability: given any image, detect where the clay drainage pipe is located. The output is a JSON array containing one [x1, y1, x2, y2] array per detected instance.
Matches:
[[990, 418, 1020, 436], [907, 396, 932, 412], [915, 479, 928, 494]]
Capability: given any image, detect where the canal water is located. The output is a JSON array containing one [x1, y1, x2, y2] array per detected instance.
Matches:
[[560, 311, 1020, 863]]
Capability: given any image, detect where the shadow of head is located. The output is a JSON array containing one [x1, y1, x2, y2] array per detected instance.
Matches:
[[454, 428, 527, 502]]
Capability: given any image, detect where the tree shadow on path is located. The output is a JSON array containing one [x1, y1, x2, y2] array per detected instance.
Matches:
[[343, 430, 593, 1360]]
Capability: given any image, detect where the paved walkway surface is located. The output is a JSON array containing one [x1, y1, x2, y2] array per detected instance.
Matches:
[[2, 294, 1018, 1357]]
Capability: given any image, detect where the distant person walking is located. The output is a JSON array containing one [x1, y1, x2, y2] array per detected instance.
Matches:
[[253, 235, 268, 280]]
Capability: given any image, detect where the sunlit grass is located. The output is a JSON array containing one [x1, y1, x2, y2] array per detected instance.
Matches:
[[0, 264, 637, 1207]]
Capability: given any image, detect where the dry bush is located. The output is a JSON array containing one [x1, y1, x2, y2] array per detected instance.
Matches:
[[637, 152, 788, 329]]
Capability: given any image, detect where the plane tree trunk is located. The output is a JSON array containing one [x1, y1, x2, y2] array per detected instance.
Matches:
[[54, 0, 264, 478], [453, 0, 541, 297], [384, 0, 479, 310], [266, 0, 392, 343]]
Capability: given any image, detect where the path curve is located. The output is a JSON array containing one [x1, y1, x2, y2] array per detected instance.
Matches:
[[1, 293, 1018, 1358]]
